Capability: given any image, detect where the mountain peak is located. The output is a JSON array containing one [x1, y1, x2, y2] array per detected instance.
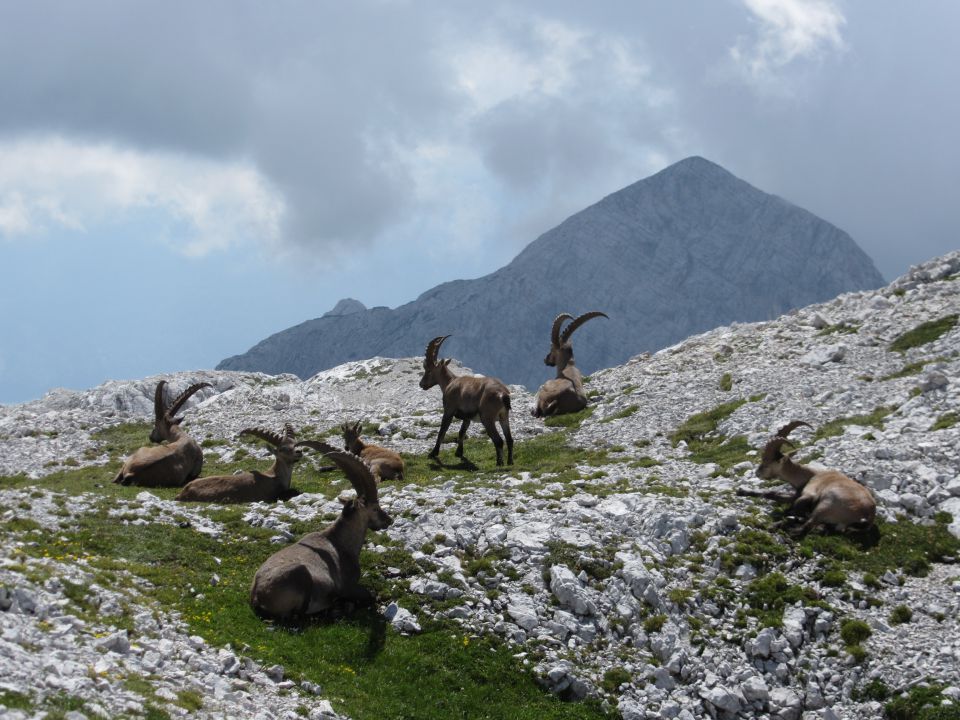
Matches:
[[323, 298, 367, 318], [219, 159, 884, 388]]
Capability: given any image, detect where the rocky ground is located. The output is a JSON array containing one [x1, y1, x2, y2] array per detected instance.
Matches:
[[2, 251, 960, 719]]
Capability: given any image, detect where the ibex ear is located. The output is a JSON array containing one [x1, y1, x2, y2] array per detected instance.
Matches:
[[441, 358, 451, 367]]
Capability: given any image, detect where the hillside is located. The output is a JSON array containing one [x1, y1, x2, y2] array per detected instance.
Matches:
[[2, 251, 959, 719], [217, 156, 885, 391]]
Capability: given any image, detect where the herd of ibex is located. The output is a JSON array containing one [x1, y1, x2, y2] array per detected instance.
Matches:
[[111, 311, 877, 620]]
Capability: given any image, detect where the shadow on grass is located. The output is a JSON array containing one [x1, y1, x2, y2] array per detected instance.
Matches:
[[428, 455, 479, 472], [268, 605, 389, 661]]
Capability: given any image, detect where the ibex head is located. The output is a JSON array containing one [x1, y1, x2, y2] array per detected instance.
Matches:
[[240, 423, 303, 465], [298, 440, 393, 530], [419, 335, 452, 390], [150, 380, 211, 443], [755, 421, 812, 481], [544, 311, 608, 367], [341, 421, 364, 453]]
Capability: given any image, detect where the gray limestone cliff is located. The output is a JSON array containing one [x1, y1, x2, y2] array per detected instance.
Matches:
[[217, 156, 884, 389]]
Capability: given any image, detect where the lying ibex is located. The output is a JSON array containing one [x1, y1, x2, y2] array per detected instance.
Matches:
[[737, 421, 876, 534], [249, 441, 392, 619], [113, 380, 211, 487], [176, 424, 306, 503], [533, 311, 608, 417], [341, 421, 404, 481], [419, 335, 513, 466]]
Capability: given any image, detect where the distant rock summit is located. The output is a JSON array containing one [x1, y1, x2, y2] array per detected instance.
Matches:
[[217, 156, 884, 389]]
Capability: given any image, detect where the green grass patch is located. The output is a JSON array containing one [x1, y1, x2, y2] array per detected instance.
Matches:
[[818, 323, 860, 336], [643, 614, 667, 633], [744, 572, 820, 628], [886, 683, 960, 720], [600, 667, 631, 694], [670, 398, 762, 473], [721, 528, 790, 574], [600, 405, 639, 424], [879, 358, 944, 381], [719, 373, 733, 391], [543, 541, 619, 582], [889, 604, 913, 625], [543, 406, 594, 429], [0, 689, 33, 711], [798, 517, 960, 578], [813, 406, 895, 441], [931, 413, 959, 431], [840, 618, 871, 645], [889, 315, 958, 353]]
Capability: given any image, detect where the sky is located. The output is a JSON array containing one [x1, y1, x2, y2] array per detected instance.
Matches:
[[1, 1, 958, 404]]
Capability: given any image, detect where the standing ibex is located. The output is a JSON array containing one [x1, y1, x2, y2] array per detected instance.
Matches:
[[533, 311, 608, 418], [176, 424, 306, 503], [419, 335, 513, 466], [341, 421, 405, 481], [113, 380, 211, 487], [249, 441, 393, 620], [737, 421, 876, 534]]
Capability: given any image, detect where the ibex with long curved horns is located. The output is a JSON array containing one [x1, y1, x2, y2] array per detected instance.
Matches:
[[176, 424, 306, 503], [113, 380, 211, 487], [737, 421, 876, 534], [419, 335, 514, 466], [249, 441, 393, 620], [533, 311, 608, 418]]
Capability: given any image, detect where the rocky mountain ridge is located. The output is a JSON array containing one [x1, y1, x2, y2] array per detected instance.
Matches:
[[217, 156, 885, 391], [2, 251, 959, 720]]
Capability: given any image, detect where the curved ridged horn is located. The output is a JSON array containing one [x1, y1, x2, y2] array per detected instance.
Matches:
[[550, 313, 574, 346], [153, 380, 168, 421], [166, 382, 212, 419], [761, 436, 795, 464], [425, 335, 450, 367], [283, 423, 296, 441], [775, 420, 812, 439], [296, 441, 378, 501], [238, 426, 286, 447], [560, 311, 608, 345]]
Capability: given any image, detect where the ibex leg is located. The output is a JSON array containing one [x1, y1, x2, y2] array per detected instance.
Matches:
[[500, 416, 514, 465], [480, 417, 505, 466], [456, 419, 471, 457], [430, 412, 455, 458]]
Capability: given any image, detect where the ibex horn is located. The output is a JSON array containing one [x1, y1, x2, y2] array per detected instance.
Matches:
[[775, 420, 812, 440], [560, 311, 608, 345], [166, 382, 212, 419], [425, 335, 450, 367], [297, 441, 379, 501], [153, 380, 168, 421], [550, 313, 574, 346], [238, 426, 286, 447]]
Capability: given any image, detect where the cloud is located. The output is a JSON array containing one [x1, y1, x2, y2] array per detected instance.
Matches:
[[731, 0, 846, 85], [0, 136, 284, 256]]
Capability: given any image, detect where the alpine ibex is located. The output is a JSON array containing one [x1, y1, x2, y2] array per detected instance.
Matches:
[[533, 311, 608, 417], [737, 421, 876, 534], [419, 335, 513, 466], [249, 441, 393, 620], [176, 424, 306, 503], [341, 421, 404, 481], [113, 380, 211, 487]]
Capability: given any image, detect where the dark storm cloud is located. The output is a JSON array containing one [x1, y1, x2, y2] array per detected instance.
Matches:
[[0, 1, 464, 249], [1, 1, 958, 277]]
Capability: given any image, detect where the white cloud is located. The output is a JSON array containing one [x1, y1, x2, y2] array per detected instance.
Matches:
[[0, 136, 285, 257], [731, 0, 846, 83]]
